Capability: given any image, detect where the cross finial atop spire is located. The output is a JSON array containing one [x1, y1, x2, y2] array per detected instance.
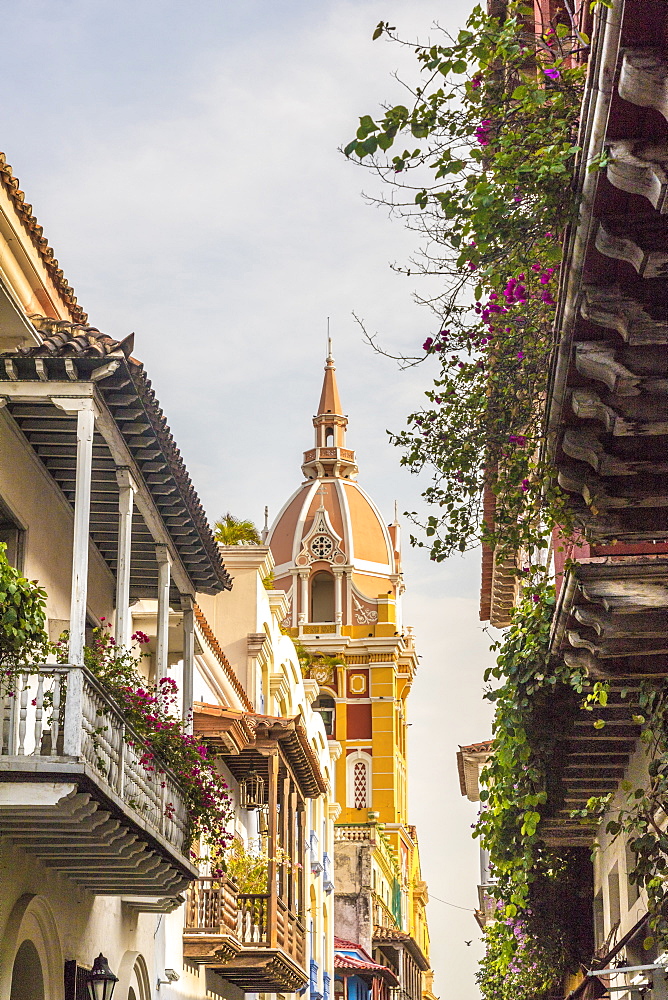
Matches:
[[326, 317, 334, 368]]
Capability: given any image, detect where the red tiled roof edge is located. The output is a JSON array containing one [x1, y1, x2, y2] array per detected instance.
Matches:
[[194, 605, 253, 710], [131, 366, 232, 591], [0, 153, 87, 324]]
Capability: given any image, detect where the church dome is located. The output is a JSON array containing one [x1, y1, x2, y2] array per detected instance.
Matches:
[[267, 344, 402, 631]]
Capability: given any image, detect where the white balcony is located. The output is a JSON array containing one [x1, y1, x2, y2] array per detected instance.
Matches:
[[0, 664, 196, 903]]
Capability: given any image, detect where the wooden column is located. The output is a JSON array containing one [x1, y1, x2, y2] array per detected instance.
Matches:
[[51, 396, 96, 759], [181, 595, 195, 733], [115, 468, 135, 649], [280, 774, 290, 902], [65, 400, 96, 666], [155, 544, 171, 681], [297, 799, 306, 919], [267, 750, 279, 947], [288, 784, 298, 913]]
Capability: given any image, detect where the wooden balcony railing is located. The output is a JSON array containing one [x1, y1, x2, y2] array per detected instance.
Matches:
[[185, 879, 306, 969], [0, 665, 190, 854], [186, 876, 238, 935]]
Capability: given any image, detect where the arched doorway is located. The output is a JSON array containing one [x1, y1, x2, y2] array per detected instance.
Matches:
[[10, 940, 44, 1000], [311, 571, 334, 622]]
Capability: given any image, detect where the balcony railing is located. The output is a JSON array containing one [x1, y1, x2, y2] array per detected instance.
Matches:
[[186, 876, 238, 935], [0, 664, 193, 897], [185, 879, 306, 968], [184, 877, 307, 990]]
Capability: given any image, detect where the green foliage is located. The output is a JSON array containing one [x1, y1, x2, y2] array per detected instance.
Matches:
[[346, 2, 587, 557], [475, 579, 591, 996], [221, 838, 269, 893], [214, 512, 262, 546], [577, 680, 668, 952], [293, 640, 345, 677], [0, 542, 49, 681]]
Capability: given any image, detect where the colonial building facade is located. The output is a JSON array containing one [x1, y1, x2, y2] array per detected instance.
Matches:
[[267, 347, 433, 1000]]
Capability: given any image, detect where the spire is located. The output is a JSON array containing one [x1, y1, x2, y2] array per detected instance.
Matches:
[[301, 332, 358, 482], [317, 331, 343, 417]]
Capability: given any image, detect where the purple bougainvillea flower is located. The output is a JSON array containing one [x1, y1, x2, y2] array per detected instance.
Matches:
[[517, 351, 525, 359], [423, 337, 433, 351], [544, 66, 561, 80]]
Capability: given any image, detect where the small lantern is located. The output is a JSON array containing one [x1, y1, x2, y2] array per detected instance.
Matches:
[[87, 954, 118, 1000], [239, 769, 265, 809]]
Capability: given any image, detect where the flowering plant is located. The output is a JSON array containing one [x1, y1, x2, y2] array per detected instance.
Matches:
[[345, 2, 588, 557], [57, 622, 233, 855]]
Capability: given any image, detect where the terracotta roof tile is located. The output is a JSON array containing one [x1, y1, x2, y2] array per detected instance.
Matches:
[[0, 153, 87, 323]]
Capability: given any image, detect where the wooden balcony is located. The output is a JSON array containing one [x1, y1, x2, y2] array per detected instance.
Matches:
[[183, 878, 308, 992], [0, 664, 196, 904]]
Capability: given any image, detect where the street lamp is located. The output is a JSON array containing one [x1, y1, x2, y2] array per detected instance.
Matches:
[[239, 769, 266, 809], [87, 954, 118, 1000]]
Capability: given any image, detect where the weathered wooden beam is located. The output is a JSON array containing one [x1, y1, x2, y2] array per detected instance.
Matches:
[[581, 285, 668, 345], [571, 388, 668, 435], [618, 49, 668, 123], [595, 221, 668, 279], [574, 341, 642, 395], [607, 140, 668, 212]]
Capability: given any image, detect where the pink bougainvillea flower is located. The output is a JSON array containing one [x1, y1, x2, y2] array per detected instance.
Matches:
[[544, 66, 561, 80]]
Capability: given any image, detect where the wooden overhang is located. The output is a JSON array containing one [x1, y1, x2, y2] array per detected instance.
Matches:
[[540, 0, 668, 847], [372, 926, 430, 973], [0, 318, 231, 598], [545, 0, 668, 545], [194, 702, 327, 799], [542, 558, 668, 846]]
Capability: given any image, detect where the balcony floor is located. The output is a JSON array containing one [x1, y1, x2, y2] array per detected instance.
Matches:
[[0, 758, 197, 900]]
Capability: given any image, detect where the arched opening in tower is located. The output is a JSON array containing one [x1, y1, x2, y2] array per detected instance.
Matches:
[[311, 570, 335, 622], [325, 426, 334, 447]]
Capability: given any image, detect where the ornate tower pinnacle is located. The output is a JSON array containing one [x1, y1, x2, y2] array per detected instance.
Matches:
[[302, 344, 358, 481]]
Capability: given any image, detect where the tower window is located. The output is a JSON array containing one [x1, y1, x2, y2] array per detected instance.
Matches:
[[325, 426, 334, 447], [346, 751, 372, 810], [311, 571, 334, 622], [313, 695, 335, 736]]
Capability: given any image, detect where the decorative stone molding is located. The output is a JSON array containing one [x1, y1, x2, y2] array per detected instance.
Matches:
[[607, 141, 668, 211], [619, 49, 668, 121], [352, 594, 378, 625], [294, 506, 346, 568], [581, 285, 668, 345]]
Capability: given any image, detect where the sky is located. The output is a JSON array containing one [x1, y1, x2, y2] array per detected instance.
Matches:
[[4, 0, 496, 994]]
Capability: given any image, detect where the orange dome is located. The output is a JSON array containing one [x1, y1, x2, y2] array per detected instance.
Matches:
[[267, 348, 402, 630]]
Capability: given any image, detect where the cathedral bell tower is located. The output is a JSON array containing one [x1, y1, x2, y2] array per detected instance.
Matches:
[[301, 340, 358, 481]]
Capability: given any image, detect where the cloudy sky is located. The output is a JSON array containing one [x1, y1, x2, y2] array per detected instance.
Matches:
[[5, 0, 496, 994]]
